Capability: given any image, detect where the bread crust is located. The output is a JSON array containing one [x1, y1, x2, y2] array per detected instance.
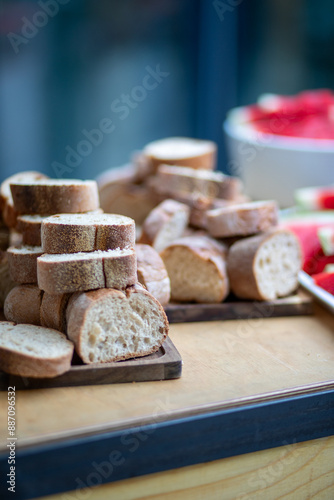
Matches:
[[7, 245, 43, 284], [0, 252, 16, 308], [66, 284, 169, 363], [227, 229, 302, 300], [40, 292, 72, 332], [16, 215, 47, 246], [0, 322, 74, 378], [10, 180, 99, 215], [135, 244, 171, 305], [4, 285, 43, 326], [207, 201, 279, 238]]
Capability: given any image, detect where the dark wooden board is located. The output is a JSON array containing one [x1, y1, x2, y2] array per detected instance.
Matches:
[[0, 337, 182, 390], [164, 289, 313, 323]]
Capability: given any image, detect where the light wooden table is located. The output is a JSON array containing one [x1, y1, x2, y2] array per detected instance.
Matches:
[[0, 304, 334, 499]]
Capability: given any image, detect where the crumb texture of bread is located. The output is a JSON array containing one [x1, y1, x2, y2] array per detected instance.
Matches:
[[7, 245, 43, 284], [0, 322, 74, 378], [207, 200, 279, 238], [227, 230, 302, 300], [66, 285, 169, 364], [41, 213, 135, 254], [135, 244, 171, 305], [139, 199, 190, 253], [160, 235, 229, 303], [10, 179, 99, 215], [143, 137, 217, 171], [4, 285, 43, 326], [37, 248, 136, 294]]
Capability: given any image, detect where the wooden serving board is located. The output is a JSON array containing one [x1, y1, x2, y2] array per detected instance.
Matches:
[[164, 289, 313, 323], [0, 337, 182, 390]]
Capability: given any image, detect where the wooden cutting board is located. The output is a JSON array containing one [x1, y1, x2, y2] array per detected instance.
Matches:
[[164, 289, 313, 323], [0, 337, 182, 390]]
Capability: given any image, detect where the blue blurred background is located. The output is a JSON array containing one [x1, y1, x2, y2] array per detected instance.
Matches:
[[0, 0, 334, 182]]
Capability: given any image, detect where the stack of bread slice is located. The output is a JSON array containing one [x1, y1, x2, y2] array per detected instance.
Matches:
[[97, 136, 302, 304], [0, 176, 169, 379]]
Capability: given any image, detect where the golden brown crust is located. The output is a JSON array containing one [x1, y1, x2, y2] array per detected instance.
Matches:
[[4, 285, 43, 326], [135, 244, 171, 305], [40, 292, 72, 333], [7, 245, 43, 284]]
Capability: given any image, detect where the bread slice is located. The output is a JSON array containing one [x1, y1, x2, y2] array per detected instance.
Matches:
[[10, 179, 99, 215], [66, 284, 169, 364], [135, 244, 171, 306], [0, 252, 16, 309], [0, 322, 74, 378], [0, 171, 49, 227], [143, 137, 217, 172], [41, 213, 135, 254], [40, 292, 72, 333], [139, 199, 190, 253], [160, 235, 229, 303], [37, 248, 137, 294], [207, 200, 279, 238], [4, 285, 43, 326], [7, 245, 43, 284], [154, 164, 242, 200], [227, 230, 302, 300]]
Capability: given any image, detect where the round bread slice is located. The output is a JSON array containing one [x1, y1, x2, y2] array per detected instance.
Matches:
[[37, 248, 137, 294], [143, 137, 217, 172], [41, 213, 135, 254], [227, 229, 302, 300], [160, 235, 229, 303], [207, 200, 279, 238], [0, 171, 49, 227], [135, 244, 171, 306], [7, 245, 43, 284], [4, 285, 43, 326], [0, 322, 74, 378], [139, 199, 190, 253], [66, 284, 169, 364], [10, 179, 99, 215]]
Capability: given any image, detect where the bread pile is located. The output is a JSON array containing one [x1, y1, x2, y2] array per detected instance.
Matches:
[[0, 174, 169, 379], [99, 137, 302, 304]]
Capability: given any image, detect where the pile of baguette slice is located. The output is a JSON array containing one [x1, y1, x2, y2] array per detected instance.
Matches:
[[0, 175, 169, 379], [99, 137, 303, 304]]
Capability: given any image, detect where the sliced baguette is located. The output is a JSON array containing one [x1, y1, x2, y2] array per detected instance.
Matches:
[[135, 244, 171, 306], [0, 171, 49, 227], [40, 292, 72, 333], [143, 137, 217, 172], [41, 213, 135, 254], [4, 285, 43, 326], [7, 245, 43, 284], [66, 284, 169, 364], [0, 322, 74, 378], [227, 229, 302, 300], [37, 248, 137, 294], [0, 252, 17, 309], [10, 179, 99, 215], [160, 235, 229, 303], [207, 200, 279, 238], [139, 199, 190, 253]]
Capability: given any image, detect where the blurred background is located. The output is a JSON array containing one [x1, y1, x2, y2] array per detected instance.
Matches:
[[0, 0, 334, 182]]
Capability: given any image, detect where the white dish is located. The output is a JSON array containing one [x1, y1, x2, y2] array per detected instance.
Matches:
[[298, 270, 334, 314]]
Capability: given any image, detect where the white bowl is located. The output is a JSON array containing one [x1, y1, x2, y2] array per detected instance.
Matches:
[[223, 106, 334, 208]]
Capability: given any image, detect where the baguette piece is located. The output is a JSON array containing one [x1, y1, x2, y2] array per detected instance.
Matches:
[[4, 285, 43, 326], [37, 248, 137, 294], [0, 171, 49, 227], [7, 245, 43, 284], [139, 199, 190, 253], [135, 244, 171, 306], [41, 213, 135, 254], [154, 164, 242, 200], [160, 235, 229, 303], [0, 252, 17, 309], [143, 137, 217, 172], [227, 230, 302, 300], [40, 292, 72, 333], [10, 179, 99, 215], [207, 200, 279, 238], [0, 322, 74, 378], [66, 284, 169, 364]]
